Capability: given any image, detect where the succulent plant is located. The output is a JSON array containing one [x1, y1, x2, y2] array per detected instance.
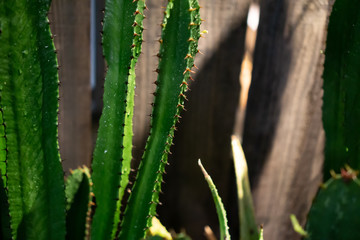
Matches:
[[0, 0, 202, 239]]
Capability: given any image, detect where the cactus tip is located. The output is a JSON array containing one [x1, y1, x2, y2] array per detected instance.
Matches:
[[198, 159, 209, 178]]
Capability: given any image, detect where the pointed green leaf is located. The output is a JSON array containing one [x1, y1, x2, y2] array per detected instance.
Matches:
[[198, 160, 230, 240], [231, 136, 259, 240]]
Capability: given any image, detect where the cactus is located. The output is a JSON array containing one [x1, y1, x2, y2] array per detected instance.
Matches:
[[0, 0, 202, 239], [90, 0, 145, 238], [305, 168, 360, 240], [322, 0, 360, 181], [0, 0, 66, 239], [119, 0, 201, 238], [303, 0, 360, 238]]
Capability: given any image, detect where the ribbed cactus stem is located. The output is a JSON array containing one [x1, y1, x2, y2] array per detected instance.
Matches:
[[0, 0, 66, 239], [90, 0, 145, 239], [118, 0, 202, 239]]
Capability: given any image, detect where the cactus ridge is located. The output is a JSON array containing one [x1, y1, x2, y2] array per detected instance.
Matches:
[[0, 0, 66, 239], [90, 0, 145, 239], [118, 0, 202, 239], [112, 0, 146, 238], [148, 0, 202, 227]]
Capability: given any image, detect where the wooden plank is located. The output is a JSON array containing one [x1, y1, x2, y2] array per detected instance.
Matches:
[[242, 1, 331, 239], [49, 0, 92, 173]]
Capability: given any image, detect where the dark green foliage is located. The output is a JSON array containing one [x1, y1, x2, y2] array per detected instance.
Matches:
[[65, 168, 91, 240], [322, 0, 360, 180], [147, 236, 163, 240], [0, 0, 65, 239], [305, 177, 360, 240]]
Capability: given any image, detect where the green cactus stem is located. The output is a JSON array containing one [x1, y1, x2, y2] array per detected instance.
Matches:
[[112, 0, 146, 237], [305, 169, 360, 240], [322, 0, 360, 180], [0, 0, 66, 239], [90, 0, 145, 239], [119, 0, 201, 239]]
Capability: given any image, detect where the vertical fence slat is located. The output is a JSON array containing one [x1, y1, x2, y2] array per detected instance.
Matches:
[[49, 0, 92, 173], [242, 1, 330, 239]]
